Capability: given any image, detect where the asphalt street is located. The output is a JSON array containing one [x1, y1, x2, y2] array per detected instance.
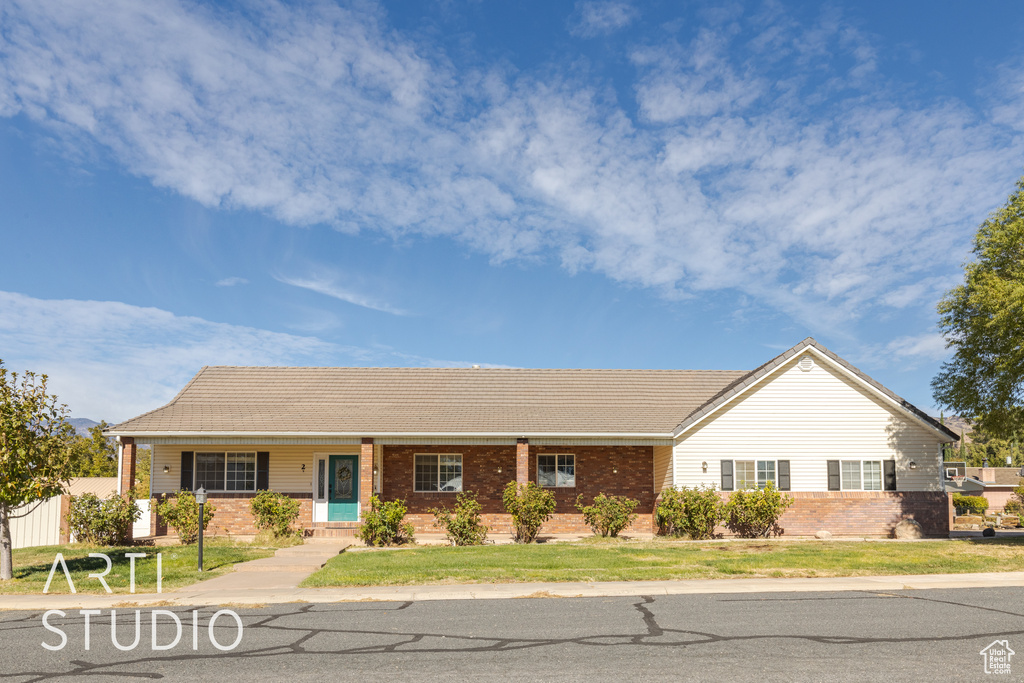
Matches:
[[1, 587, 1022, 682]]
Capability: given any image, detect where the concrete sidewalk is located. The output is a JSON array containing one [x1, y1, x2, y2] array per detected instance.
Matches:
[[3, 570, 1024, 610]]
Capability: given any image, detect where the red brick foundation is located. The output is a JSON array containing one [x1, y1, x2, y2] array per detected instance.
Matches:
[[766, 491, 951, 537], [150, 493, 312, 538]]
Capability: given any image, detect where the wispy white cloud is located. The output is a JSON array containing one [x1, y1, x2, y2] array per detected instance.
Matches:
[[1, 0, 1021, 342], [569, 1, 639, 38], [878, 332, 950, 366], [215, 276, 248, 287], [274, 272, 408, 315], [0, 291, 473, 421]]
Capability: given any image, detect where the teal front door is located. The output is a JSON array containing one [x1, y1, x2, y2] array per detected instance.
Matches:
[[327, 455, 359, 521]]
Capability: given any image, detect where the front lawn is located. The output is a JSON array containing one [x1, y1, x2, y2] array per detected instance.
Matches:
[[301, 537, 1024, 587], [0, 541, 275, 595]]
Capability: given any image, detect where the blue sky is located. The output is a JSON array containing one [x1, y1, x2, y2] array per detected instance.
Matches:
[[1, 0, 1022, 422]]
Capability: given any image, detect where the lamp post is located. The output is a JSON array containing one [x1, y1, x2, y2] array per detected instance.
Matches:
[[195, 487, 207, 572]]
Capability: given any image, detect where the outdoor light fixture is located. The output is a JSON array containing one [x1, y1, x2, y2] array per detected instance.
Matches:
[[613, 468, 618, 474], [163, 465, 170, 473], [195, 487, 207, 572], [909, 461, 917, 470], [373, 465, 379, 474], [701, 461, 708, 473], [497, 467, 502, 474]]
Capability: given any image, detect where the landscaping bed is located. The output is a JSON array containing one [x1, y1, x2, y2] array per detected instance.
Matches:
[[0, 540, 276, 595], [300, 537, 1024, 587]]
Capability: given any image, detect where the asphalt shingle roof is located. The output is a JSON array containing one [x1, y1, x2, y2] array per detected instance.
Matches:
[[110, 366, 748, 435]]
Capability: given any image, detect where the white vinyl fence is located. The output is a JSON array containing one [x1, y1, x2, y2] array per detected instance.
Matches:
[[133, 498, 151, 538], [10, 496, 62, 549], [9, 495, 151, 549]]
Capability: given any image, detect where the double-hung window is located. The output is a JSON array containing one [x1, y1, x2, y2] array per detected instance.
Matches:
[[735, 460, 775, 489], [414, 454, 463, 492], [841, 460, 882, 491], [195, 452, 256, 491], [537, 454, 575, 487]]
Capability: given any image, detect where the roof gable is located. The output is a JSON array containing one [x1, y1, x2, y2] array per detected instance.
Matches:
[[672, 338, 958, 441]]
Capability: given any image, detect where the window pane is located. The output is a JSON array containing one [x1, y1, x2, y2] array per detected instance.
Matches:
[[863, 461, 882, 491], [226, 452, 255, 491], [538, 455, 556, 487], [841, 460, 861, 490], [736, 461, 756, 489], [557, 455, 575, 487], [195, 453, 224, 490], [317, 459, 325, 499], [415, 455, 438, 492], [757, 461, 776, 489], [439, 454, 462, 491]]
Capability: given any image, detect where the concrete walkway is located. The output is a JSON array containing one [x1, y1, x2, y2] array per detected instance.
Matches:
[[3, 569, 1024, 611]]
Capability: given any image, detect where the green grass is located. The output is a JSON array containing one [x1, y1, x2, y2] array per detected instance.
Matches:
[[1, 540, 275, 595], [300, 537, 1024, 587]]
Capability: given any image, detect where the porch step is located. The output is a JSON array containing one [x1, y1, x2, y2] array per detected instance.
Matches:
[[307, 523, 361, 538]]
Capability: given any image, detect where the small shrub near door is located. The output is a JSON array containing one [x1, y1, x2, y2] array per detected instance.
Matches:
[[575, 493, 639, 537], [357, 495, 415, 547], [952, 493, 989, 515], [655, 485, 723, 540], [723, 481, 794, 538], [249, 490, 301, 538], [502, 482, 556, 543], [155, 490, 215, 544], [430, 491, 489, 546], [67, 492, 141, 545]]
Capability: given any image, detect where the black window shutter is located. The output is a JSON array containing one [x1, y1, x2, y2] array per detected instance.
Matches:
[[256, 452, 270, 490], [777, 460, 791, 491], [883, 460, 897, 491], [180, 452, 194, 491], [721, 460, 734, 491], [827, 460, 840, 491]]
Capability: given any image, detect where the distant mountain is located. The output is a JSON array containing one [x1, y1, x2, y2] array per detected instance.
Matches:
[[69, 418, 100, 436]]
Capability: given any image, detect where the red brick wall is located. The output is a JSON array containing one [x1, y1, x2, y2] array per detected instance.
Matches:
[[382, 444, 656, 534], [716, 491, 951, 537], [150, 492, 312, 537]]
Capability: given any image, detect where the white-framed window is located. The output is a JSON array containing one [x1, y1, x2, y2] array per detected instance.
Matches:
[[538, 454, 575, 487], [841, 460, 882, 491], [414, 454, 462, 492], [195, 452, 256, 491], [736, 460, 775, 489]]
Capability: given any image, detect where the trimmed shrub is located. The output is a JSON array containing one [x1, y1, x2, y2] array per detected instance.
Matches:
[[1005, 480, 1024, 515], [575, 493, 639, 537], [357, 494, 414, 547], [67, 492, 141, 545], [430, 491, 489, 546], [952, 493, 989, 515], [249, 490, 301, 537], [723, 481, 794, 538], [655, 485, 723, 540], [502, 481, 556, 543], [155, 490, 215, 544]]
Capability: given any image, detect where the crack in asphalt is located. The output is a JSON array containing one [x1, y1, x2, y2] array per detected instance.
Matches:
[[2, 592, 1022, 681]]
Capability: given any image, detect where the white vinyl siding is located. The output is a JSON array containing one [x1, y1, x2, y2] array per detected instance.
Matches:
[[653, 445, 674, 493], [674, 356, 944, 492], [151, 444, 359, 494]]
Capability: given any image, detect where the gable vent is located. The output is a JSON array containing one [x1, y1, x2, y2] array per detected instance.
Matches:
[[798, 355, 814, 372]]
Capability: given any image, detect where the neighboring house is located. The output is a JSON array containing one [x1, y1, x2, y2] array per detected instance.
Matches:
[[944, 464, 1024, 512], [108, 338, 957, 539]]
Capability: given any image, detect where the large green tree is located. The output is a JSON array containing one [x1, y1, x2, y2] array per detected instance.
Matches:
[[0, 360, 77, 580], [932, 175, 1024, 441], [71, 421, 118, 477]]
